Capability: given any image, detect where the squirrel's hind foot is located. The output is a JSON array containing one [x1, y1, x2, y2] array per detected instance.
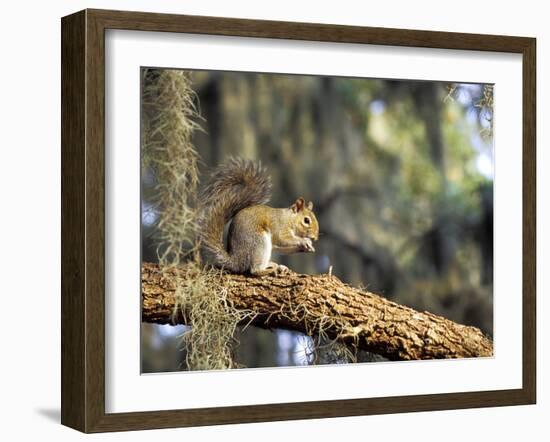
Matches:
[[274, 263, 290, 274], [250, 262, 290, 277]]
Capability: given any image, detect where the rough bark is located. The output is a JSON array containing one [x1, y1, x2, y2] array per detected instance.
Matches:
[[142, 262, 493, 361]]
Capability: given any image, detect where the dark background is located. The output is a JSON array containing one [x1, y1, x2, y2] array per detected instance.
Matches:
[[141, 70, 494, 372]]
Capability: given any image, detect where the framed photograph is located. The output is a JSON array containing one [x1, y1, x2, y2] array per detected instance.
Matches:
[[61, 9, 536, 432]]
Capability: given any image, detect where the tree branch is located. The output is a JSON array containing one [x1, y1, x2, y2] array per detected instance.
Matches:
[[141, 262, 493, 361]]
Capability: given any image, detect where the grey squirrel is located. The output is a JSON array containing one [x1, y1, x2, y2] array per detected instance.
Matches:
[[197, 158, 319, 275]]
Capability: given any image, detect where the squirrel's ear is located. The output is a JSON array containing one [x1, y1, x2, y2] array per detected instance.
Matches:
[[307, 201, 313, 210], [291, 197, 305, 213]]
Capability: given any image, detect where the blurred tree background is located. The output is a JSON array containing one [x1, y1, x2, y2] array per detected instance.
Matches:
[[141, 69, 494, 373]]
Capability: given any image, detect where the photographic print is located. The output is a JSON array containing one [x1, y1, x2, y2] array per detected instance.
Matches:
[[61, 9, 535, 431], [140, 68, 494, 372]]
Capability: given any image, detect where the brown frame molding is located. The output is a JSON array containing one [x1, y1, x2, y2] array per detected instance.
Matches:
[[61, 8, 536, 433]]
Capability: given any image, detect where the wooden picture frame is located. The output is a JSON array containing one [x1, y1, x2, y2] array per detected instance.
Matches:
[[61, 8, 536, 433]]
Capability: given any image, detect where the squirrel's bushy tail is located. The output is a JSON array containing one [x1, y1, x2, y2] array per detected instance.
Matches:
[[197, 157, 271, 270]]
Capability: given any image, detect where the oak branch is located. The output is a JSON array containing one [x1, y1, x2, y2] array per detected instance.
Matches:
[[141, 262, 493, 360]]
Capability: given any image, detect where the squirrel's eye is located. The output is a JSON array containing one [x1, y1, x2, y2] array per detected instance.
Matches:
[[303, 217, 311, 225]]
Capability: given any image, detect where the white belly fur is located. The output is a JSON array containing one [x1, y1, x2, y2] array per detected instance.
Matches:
[[261, 232, 272, 269]]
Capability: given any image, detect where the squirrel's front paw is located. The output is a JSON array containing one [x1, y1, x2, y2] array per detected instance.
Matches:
[[299, 239, 315, 253]]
